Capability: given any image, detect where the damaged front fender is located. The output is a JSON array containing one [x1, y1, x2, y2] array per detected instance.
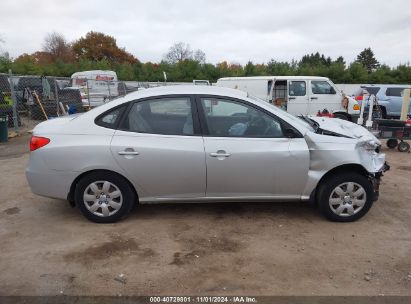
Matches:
[[301, 131, 388, 199]]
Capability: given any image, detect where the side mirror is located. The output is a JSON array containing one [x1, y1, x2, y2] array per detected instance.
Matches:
[[285, 128, 298, 138]]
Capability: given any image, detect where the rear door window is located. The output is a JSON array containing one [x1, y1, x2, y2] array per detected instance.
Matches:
[[386, 87, 408, 97], [124, 97, 196, 136]]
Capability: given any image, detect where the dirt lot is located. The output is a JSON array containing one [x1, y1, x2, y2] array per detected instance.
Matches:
[[0, 133, 410, 296]]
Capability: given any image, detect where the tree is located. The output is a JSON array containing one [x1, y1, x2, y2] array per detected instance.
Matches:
[[356, 48, 380, 74], [348, 62, 368, 82], [5, 30, 411, 84], [164, 42, 193, 63], [193, 49, 206, 64], [43, 32, 73, 62], [12, 54, 42, 75], [336, 56, 346, 66], [72, 31, 138, 64], [0, 47, 11, 73], [164, 42, 206, 64], [300, 52, 328, 66], [267, 60, 296, 75]]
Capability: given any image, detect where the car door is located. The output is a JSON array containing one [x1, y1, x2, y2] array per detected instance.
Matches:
[[110, 96, 206, 202], [198, 96, 310, 199], [286, 80, 309, 115], [308, 80, 339, 114]]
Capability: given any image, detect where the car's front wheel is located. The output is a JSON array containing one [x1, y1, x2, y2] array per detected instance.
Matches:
[[317, 173, 374, 222], [75, 171, 135, 223]]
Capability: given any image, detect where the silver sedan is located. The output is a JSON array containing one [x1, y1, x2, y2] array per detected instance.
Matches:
[[26, 85, 389, 223]]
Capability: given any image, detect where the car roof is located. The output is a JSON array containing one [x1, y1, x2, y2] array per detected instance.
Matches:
[[88, 85, 250, 115], [121, 84, 249, 100]]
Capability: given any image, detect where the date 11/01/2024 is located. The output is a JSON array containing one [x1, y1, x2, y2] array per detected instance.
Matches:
[[149, 296, 258, 303]]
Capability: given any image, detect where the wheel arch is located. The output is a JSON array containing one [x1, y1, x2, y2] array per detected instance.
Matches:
[[67, 169, 139, 206], [310, 163, 370, 202]]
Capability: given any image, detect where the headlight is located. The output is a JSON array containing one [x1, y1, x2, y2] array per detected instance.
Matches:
[[358, 139, 379, 151]]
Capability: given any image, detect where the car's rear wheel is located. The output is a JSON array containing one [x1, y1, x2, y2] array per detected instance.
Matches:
[[75, 172, 135, 223], [397, 141, 410, 153], [317, 173, 374, 222]]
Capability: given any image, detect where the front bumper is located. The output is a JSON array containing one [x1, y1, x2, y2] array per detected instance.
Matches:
[[370, 161, 390, 201]]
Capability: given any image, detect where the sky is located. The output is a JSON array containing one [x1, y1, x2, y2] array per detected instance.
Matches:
[[0, 0, 410, 66]]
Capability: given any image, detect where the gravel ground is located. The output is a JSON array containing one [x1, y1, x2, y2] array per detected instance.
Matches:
[[0, 133, 410, 296]]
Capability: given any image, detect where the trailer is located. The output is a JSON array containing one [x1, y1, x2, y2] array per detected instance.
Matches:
[[359, 89, 411, 152], [372, 119, 411, 152]]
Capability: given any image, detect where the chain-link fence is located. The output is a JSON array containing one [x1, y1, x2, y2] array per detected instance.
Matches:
[[0, 72, 144, 136], [0, 72, 20, 134]]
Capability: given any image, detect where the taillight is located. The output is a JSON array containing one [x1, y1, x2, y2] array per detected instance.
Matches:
[[355, 95, 363, 101], [30, 136, 50, 151]]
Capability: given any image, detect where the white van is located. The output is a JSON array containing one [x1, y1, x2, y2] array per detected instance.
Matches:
[[216, 76, 361, 120], [68, 70, 119, 107]]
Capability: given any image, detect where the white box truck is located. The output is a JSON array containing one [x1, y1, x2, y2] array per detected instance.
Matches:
[[216, 76, 361, 121], [67, 70, 119, 107]]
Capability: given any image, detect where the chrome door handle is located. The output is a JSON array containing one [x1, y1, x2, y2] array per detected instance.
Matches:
[[210, 151, 231, 157], [118, 151, 139, 155], [310, 97, 318, 100]]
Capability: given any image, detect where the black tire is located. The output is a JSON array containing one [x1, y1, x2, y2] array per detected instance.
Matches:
[[74, 171, 136, 223], [387, 138, 398, 149], [317, 173, 374, 222], [397, 141, 410, 153], [333, 113, 349, 120]]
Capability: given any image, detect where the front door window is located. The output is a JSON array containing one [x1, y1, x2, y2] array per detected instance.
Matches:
[[200, 98, 284, 138]]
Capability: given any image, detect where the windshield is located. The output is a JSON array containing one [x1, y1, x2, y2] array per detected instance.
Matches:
[[247, 94, 314, 132]]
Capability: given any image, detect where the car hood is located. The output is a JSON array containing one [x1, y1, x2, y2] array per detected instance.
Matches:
[[309, 116, 380, 144]]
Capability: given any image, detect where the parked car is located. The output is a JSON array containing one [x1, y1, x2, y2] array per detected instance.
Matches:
[[354, 84, 411, 118], [216, 76, 361, 121], [57, 86, 84, 114], [26, 86, 389, 223]]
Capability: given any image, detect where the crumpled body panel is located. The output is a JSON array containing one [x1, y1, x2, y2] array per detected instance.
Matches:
[[301, 130, 386, 199]]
